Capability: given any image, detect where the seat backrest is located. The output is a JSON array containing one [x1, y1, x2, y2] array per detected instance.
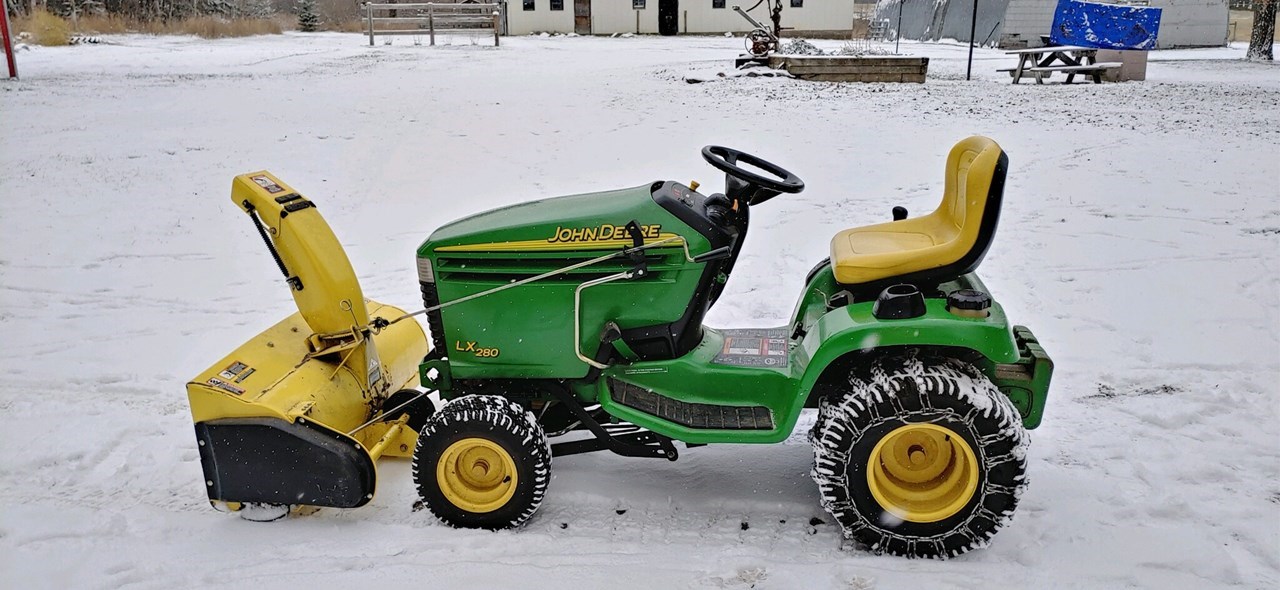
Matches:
[[928, 135, 1006, 283], [837, 136, 1005, 295], [830, 136, 1007, 296]]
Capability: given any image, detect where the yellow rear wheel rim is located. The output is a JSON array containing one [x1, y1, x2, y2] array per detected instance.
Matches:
[[437, 437, 519, 513], [866, 423, 979, 523]]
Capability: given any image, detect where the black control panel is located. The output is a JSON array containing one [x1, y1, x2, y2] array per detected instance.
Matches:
[[650, 181, 734, 251]]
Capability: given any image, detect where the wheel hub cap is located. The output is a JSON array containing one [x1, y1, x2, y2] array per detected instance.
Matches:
[[437, 438, 518, 513], [866, 423, 979, 523]]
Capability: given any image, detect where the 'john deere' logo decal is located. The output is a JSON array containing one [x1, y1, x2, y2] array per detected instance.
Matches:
[[548, 224, 661, 244]]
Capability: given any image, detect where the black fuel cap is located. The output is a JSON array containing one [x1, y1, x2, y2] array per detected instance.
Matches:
[[947, 289, 992, 312]]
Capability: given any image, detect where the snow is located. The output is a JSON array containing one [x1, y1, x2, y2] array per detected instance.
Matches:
[[2, 32, 1279, 588]]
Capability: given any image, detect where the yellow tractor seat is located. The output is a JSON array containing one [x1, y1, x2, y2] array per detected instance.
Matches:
[[830, 136, 1007, 287]]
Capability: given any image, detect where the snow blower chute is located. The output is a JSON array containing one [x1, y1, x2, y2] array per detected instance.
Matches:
[[186, 172, 429, 518]]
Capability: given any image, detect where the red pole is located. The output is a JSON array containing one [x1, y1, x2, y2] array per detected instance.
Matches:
[[1, 0, 18, 79]]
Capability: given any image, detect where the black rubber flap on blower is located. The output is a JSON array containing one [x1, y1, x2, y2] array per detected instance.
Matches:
[[195, 417, 376, 509]]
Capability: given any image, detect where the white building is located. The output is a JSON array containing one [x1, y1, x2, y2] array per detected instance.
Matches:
[[1001, 0, 1227, 48], [499, 0, 1228, 46], [877, 0, 1228, 49], [504, 0, 862, 36]]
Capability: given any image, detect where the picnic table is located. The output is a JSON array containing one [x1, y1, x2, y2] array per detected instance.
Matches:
[[999, 46, 1121, 85]]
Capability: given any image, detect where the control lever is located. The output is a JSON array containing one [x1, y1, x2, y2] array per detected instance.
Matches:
[[693, 246, 733, 263], [623, 220, 648, 277]]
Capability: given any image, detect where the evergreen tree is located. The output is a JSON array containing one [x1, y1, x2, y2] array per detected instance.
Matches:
[[246, 0, 275, 19], [202, 0, 234, 17], [297, 0, 319, 32]]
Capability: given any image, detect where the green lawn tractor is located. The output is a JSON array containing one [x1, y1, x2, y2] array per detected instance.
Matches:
[[187, 135, 1052, 558]]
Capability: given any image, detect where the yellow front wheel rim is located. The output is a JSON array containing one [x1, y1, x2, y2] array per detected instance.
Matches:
[[866, 423, 979, 523], [437, 437, 519, 513]]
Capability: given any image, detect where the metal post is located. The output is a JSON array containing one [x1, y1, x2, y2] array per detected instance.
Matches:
[[2, 0, 18, 79], [366, 2, 374, 46], [895, 0, 903, 55], [493, 10, 500, 46], [429, 4, 435, 46], [966, 0, 977, 80]]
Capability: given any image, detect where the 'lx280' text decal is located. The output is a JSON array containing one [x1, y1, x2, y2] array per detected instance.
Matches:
[[456, 341, 501, 358]]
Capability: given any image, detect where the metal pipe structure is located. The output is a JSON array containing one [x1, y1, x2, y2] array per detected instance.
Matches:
[[2, 0, 17, 79], [966, 0, 977, 80], [732, 4, 773, 38], [895, 0, 903, 55]]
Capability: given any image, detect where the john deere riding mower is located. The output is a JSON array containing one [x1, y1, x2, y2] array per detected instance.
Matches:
[[187, 136, 1052, 557]]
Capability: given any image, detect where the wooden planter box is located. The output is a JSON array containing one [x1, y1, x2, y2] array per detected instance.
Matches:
[[767, 55, 929, 83]]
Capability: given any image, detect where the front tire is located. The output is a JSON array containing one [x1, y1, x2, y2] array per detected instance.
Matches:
[[810, 353, 1029, 558], [412, 395, 551, 529]]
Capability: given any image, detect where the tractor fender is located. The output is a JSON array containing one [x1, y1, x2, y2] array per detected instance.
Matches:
[[789, 301, 1022, 416]]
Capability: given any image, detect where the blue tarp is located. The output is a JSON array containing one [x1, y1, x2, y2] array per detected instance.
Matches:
[[1049, 0, 1163, 50]]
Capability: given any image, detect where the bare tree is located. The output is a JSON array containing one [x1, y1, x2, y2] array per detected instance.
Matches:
[[1247, 0, 1276, 61]]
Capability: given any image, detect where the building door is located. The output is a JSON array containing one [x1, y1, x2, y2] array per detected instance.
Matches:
[[574, 0, 591, 34], [658, 0, 678, 35]]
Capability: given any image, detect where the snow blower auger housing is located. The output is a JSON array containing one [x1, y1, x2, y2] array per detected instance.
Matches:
[[186, 172, 429, 520], [188, 137, 1052, 557]]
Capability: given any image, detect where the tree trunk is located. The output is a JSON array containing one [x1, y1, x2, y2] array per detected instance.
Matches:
[[1248, 0, 1277, 61]]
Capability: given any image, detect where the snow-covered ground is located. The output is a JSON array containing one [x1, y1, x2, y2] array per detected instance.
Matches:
[[2, 33, 1278, 589]]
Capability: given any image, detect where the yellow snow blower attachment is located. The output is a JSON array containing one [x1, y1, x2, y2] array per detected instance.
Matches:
[[186, 172, 429, 514]]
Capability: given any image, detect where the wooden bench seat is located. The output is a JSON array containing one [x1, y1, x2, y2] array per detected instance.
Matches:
[[1004, 45, 1094, 54], [1025, 62, 1121, 84], [1026, 62, 1122, 73]]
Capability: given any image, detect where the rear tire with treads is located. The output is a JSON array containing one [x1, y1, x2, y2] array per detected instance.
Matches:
[[412, 395, 551, 530], [810, 352, 1029, 558]]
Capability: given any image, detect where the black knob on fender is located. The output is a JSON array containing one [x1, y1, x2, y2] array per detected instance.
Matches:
[[947, 289, 992, 318]]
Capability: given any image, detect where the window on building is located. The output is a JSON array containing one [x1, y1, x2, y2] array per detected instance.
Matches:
[[633, 0, 646, 9], [712, 0, 725, 7], [791, 0, 802, 6], [523, 0, 534, 10], [550, 0, 563, 9]]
